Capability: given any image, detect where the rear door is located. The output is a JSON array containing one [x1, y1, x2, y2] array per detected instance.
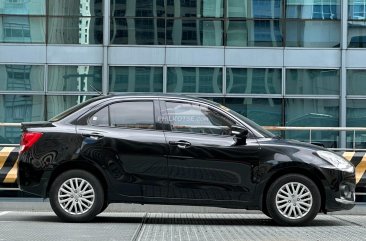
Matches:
[[161, 100, 260, 204], [77, 98, 169, 200]]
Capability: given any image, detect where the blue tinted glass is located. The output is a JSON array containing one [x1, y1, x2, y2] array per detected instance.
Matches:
[[0, 65, 44, 91], [253, 0, 281, 18]]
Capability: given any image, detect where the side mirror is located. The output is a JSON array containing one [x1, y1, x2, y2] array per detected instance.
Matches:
[[231, 125, 248, 145]]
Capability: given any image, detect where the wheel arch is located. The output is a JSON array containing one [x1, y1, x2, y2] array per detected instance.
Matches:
[[260, 166, 326, 215], [46, 160, 109, 201]]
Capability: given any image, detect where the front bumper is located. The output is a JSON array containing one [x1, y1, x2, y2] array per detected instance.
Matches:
[[324, 171, 356, 212]]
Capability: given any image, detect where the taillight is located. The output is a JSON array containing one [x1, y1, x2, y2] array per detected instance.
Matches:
[[20, 132, 43, 154]]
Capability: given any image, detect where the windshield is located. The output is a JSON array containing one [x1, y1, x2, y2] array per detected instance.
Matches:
[[49, 96, 106, 122], [225, 107, 276, 138]]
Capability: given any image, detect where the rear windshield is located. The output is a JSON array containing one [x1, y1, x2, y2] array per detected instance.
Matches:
[[49, 96, 106, 122]]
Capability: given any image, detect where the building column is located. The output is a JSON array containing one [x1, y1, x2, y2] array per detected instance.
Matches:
[[102, 0, 110, 95], [340, 0, 348, 149]]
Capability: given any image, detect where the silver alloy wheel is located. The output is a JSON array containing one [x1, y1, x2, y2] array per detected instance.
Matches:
[[58, 178, 95, 215], [275, 182, 313, 219]]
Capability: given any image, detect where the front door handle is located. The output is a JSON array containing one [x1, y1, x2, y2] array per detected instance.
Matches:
[[169, 140, 191, 149], [82, 132, 104, 140]]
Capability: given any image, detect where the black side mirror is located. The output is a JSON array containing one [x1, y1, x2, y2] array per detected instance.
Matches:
[[231, 125, 248, 145]]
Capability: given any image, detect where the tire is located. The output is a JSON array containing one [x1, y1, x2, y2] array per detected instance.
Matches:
[[100, 201, 109, 214], [49, 170, 104, 222], [266, 174, 321, 226]]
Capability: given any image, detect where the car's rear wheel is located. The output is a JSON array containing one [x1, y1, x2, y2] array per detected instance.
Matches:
[[49, 170, 104, 222], [266, 174, 321, 226]]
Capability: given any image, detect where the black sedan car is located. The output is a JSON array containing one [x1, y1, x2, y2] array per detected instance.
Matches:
[[18, 94, 355, 225]]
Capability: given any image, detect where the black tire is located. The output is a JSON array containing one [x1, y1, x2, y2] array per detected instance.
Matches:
[[49, 170, 104, 222], [100, 201, 109, 214], [266, 174, 321, 226]]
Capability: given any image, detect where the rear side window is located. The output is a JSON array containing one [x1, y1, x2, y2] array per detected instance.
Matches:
[[110, 101, 155, 129]]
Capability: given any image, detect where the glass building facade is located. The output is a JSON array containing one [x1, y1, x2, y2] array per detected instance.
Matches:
[[1, 0, 366, 148]]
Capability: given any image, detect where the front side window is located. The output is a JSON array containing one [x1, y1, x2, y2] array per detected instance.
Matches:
[[165, 102, 234, 135], [89, 106, 109, 126], [109, 101, 155, 129]]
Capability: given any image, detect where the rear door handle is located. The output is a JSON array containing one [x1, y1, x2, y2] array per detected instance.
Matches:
[[169, 140, 191, 149], [82, 132, 104, 140]]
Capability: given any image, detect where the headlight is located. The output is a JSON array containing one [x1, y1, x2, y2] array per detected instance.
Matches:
[[317, 150, 354, 173]]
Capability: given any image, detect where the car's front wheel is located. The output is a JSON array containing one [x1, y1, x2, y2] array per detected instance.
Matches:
[[49, 170, 104, 222], [266, 174, 321, 226]]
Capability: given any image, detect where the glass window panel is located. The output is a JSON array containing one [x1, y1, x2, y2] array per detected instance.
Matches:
[[110, 18, 165, 45], [48, 66, 102, 92], [0, 127, 21, 144], [347, 70, 366, 95], [167, 67, 222, 93], [0, 65, 44, 91], [227, 0, 281, 18], [346, 100, 366, 148], [226, 68, 282, 94], [165, 101, 234, 135], [348, 21, 366, 47], [0, 0, 45, 15], [224, 98, 282, 126], [47, 17, 103, 44], [111, 0, 165, 17], [226, 20, 283, 47], [166, 19, 223, 46], [166, 0, 223, 18], [285, 98, 339, 147], [0, 94, 45, 122], [48, 0, 102, 16], [109, 66, 163, 92], [46, 95, 95, 119], [286, 0, 341, 19], [285, 99, 339, 127], [0, 16, 45, 43], [286, 20, 340, 47], [286, 69, 340, 95], [110, 101, 155, 129], [349, 0, 366, 20]]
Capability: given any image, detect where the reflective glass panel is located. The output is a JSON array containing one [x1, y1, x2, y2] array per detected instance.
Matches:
[[348, 0, 366, 20], [167, 67, 222, 93], [47, 17, 103, 44], [0, 16, 45, 43], [0, 94, 44, 122], [226, 20, 283, 47], [0, 0, 45, 15], [0, 65, 44, 91], [348, 21, 366, 47], [46, 95, 95, 119], [347, 99, 366, 126], [48, 66, 102, 92], [226, 68, 282, 94], [166, 0, 223, 18], [48, 0, 102, 16], [285, 99, 339, 127], [227, 0, 282, 18], [111, 0, 165, 17], [110, 18, 165, 45], [286, 0, 341, 19], [285, 98, 339, 147], [286, 20, 340, 47], [0, 127, 21, 144], [347, 70, 366, 95], [224, 98, 282, 126], [286, 69, 340, 95], [166, 19, 223, 46], [109, 66, 163, 92]]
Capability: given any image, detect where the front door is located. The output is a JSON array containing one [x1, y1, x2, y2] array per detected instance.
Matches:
[[161, 100, 259, 204]]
